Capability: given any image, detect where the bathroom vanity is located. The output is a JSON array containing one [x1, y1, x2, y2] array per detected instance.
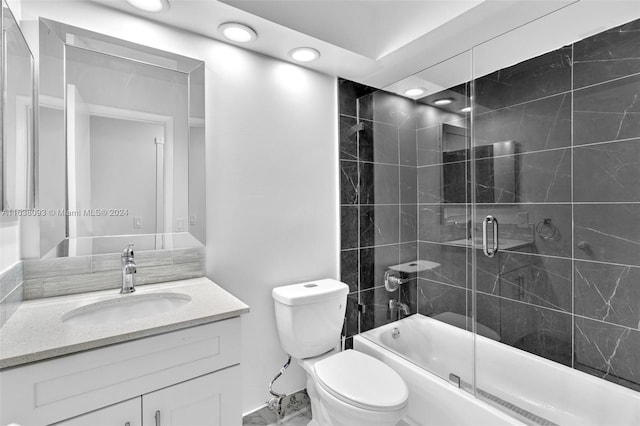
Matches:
[[0, 277, 249, 426]]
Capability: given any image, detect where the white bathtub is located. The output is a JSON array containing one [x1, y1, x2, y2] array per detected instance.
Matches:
[[354, 314, 640, 426]]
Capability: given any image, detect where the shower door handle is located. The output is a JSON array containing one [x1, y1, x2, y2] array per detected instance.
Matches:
[[482, 215, 499, 258]]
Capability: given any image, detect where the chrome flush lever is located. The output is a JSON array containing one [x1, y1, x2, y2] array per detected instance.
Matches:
[[482, 215, 499, 258]]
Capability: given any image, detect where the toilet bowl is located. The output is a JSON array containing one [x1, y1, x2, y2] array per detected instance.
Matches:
[[300, 349, 408, 426], [272, 279, 409, 426]]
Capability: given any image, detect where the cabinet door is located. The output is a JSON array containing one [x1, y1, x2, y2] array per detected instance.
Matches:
[[51, 397, 141, 426], [142, 366, 241, 426]]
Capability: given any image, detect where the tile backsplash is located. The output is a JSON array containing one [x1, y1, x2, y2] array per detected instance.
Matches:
[[20, 247, 205, 300]]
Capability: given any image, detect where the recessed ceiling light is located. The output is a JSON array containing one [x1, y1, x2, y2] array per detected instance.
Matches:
[[434, 98, 454, 106], [460, 106, 472, 113], [404, 88, 425, 97], [289, 47, 320, 63], [125, 0, 169, 12], [218, 22, 258, 43]]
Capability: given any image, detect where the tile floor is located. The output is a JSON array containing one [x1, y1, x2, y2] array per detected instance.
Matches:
[[243, 390, 312, 426]]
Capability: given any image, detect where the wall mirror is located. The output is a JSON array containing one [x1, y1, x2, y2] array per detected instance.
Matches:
[[442, 131, 518, 204], [38, 18, 205, 257], [1, 0, 35, 211]]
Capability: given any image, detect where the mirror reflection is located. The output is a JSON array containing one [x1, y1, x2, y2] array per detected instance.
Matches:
[[38, 19, 205, 257], [1, 1, 34, 211]]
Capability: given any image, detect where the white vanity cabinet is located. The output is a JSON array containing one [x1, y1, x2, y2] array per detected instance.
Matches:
[[52, 398, 141, 426], [141, 366, 240, 426], [0, 317, 242, 426]]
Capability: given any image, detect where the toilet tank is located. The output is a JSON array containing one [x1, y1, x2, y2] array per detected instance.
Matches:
[[272, 279, 348, 359]]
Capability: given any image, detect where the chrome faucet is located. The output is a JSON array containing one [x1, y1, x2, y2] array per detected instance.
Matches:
[[389, 299, 410, 318], [121, 243, 136, 294]]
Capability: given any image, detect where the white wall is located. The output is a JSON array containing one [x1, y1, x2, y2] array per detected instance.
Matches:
[[19, 0, 339, 414]]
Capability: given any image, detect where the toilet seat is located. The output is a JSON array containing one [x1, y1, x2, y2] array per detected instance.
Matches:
[[314, 350, 408, 412]]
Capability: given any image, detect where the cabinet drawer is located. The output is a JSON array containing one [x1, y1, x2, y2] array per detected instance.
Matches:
[[50, 398, 141, 426], [0, 318, 240, 426]]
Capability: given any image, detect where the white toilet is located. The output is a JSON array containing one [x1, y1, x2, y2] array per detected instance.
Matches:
[[272, 279, 408, 426]]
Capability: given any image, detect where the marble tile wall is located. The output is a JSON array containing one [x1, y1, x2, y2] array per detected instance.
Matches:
[[569, 17, 640, 391], [339, 17, 640, 393], [21, 247, 205, 300], [338, 79, 418, 349]]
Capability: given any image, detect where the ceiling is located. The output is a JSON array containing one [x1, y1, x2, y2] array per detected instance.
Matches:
[[86, 0, 638, 92]]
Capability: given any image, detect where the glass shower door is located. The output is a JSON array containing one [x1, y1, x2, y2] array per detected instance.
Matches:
[[410, 51, 476, 390], [472, 16, 640, 422]]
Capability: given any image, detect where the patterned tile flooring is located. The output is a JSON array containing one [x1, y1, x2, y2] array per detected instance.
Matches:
[[243, 390, 312, 426]]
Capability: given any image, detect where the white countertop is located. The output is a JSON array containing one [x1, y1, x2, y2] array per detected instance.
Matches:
[[0, 277, 249, 369]]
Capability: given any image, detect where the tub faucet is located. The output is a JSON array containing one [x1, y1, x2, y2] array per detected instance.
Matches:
[[389, 299, 410, 318], [121, 243, 136, 294]]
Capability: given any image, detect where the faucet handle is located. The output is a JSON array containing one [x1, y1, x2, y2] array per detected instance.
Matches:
[[121, 243, 135, 263]]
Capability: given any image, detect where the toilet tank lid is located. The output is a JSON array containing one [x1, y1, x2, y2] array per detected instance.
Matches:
[[272, 279, 348, 306]]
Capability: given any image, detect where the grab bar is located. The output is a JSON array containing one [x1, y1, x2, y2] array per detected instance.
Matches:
[[482, 215, 499, 258]]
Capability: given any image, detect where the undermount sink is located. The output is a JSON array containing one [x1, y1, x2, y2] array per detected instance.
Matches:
[[62, 292, 192, 326]]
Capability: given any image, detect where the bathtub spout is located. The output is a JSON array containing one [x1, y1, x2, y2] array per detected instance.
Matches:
[[389, 299, 410, 318]]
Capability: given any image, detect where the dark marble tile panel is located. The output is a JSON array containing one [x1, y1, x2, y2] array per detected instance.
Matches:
[[400, 241, 418, 266], [360, 205, 400, 248], [340, 249, 359, 293], [360, 162, 400, 205], [339, 115, 358, 160], [474, 46, 572, 111], [358, 120, 399, 164], [417, 278, 470, 322], [338, 78, 376, 117], [418, 242, 469, 288], [417, 165, 442, 203], [476, 251, 572, 312], [360, 244, 400, 291], [573, 138, 640, 202], [474, 92, 571, 153], [475, 149, 572, 204], [345, 293, 359, 338], [399, 108, 417, 166], [400, 166, 417, 204], [574, 203, 640, 266], [400, 205, 418, 243], [400, 278, 418, 317], [442, 159, 470, 204], [575, 260, 640, 330], [340, 205, 359, 250], [573, 73, 640, 146], [575, 316, 640, 391], [358, 91, 374, 122], [573, 18, 640, 89], [417, 125, 441, 167], [340, 160, 359, 205], [477, 293, 572, 366], [419, 204, 471, 243], [360, 286, 413, 332]]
